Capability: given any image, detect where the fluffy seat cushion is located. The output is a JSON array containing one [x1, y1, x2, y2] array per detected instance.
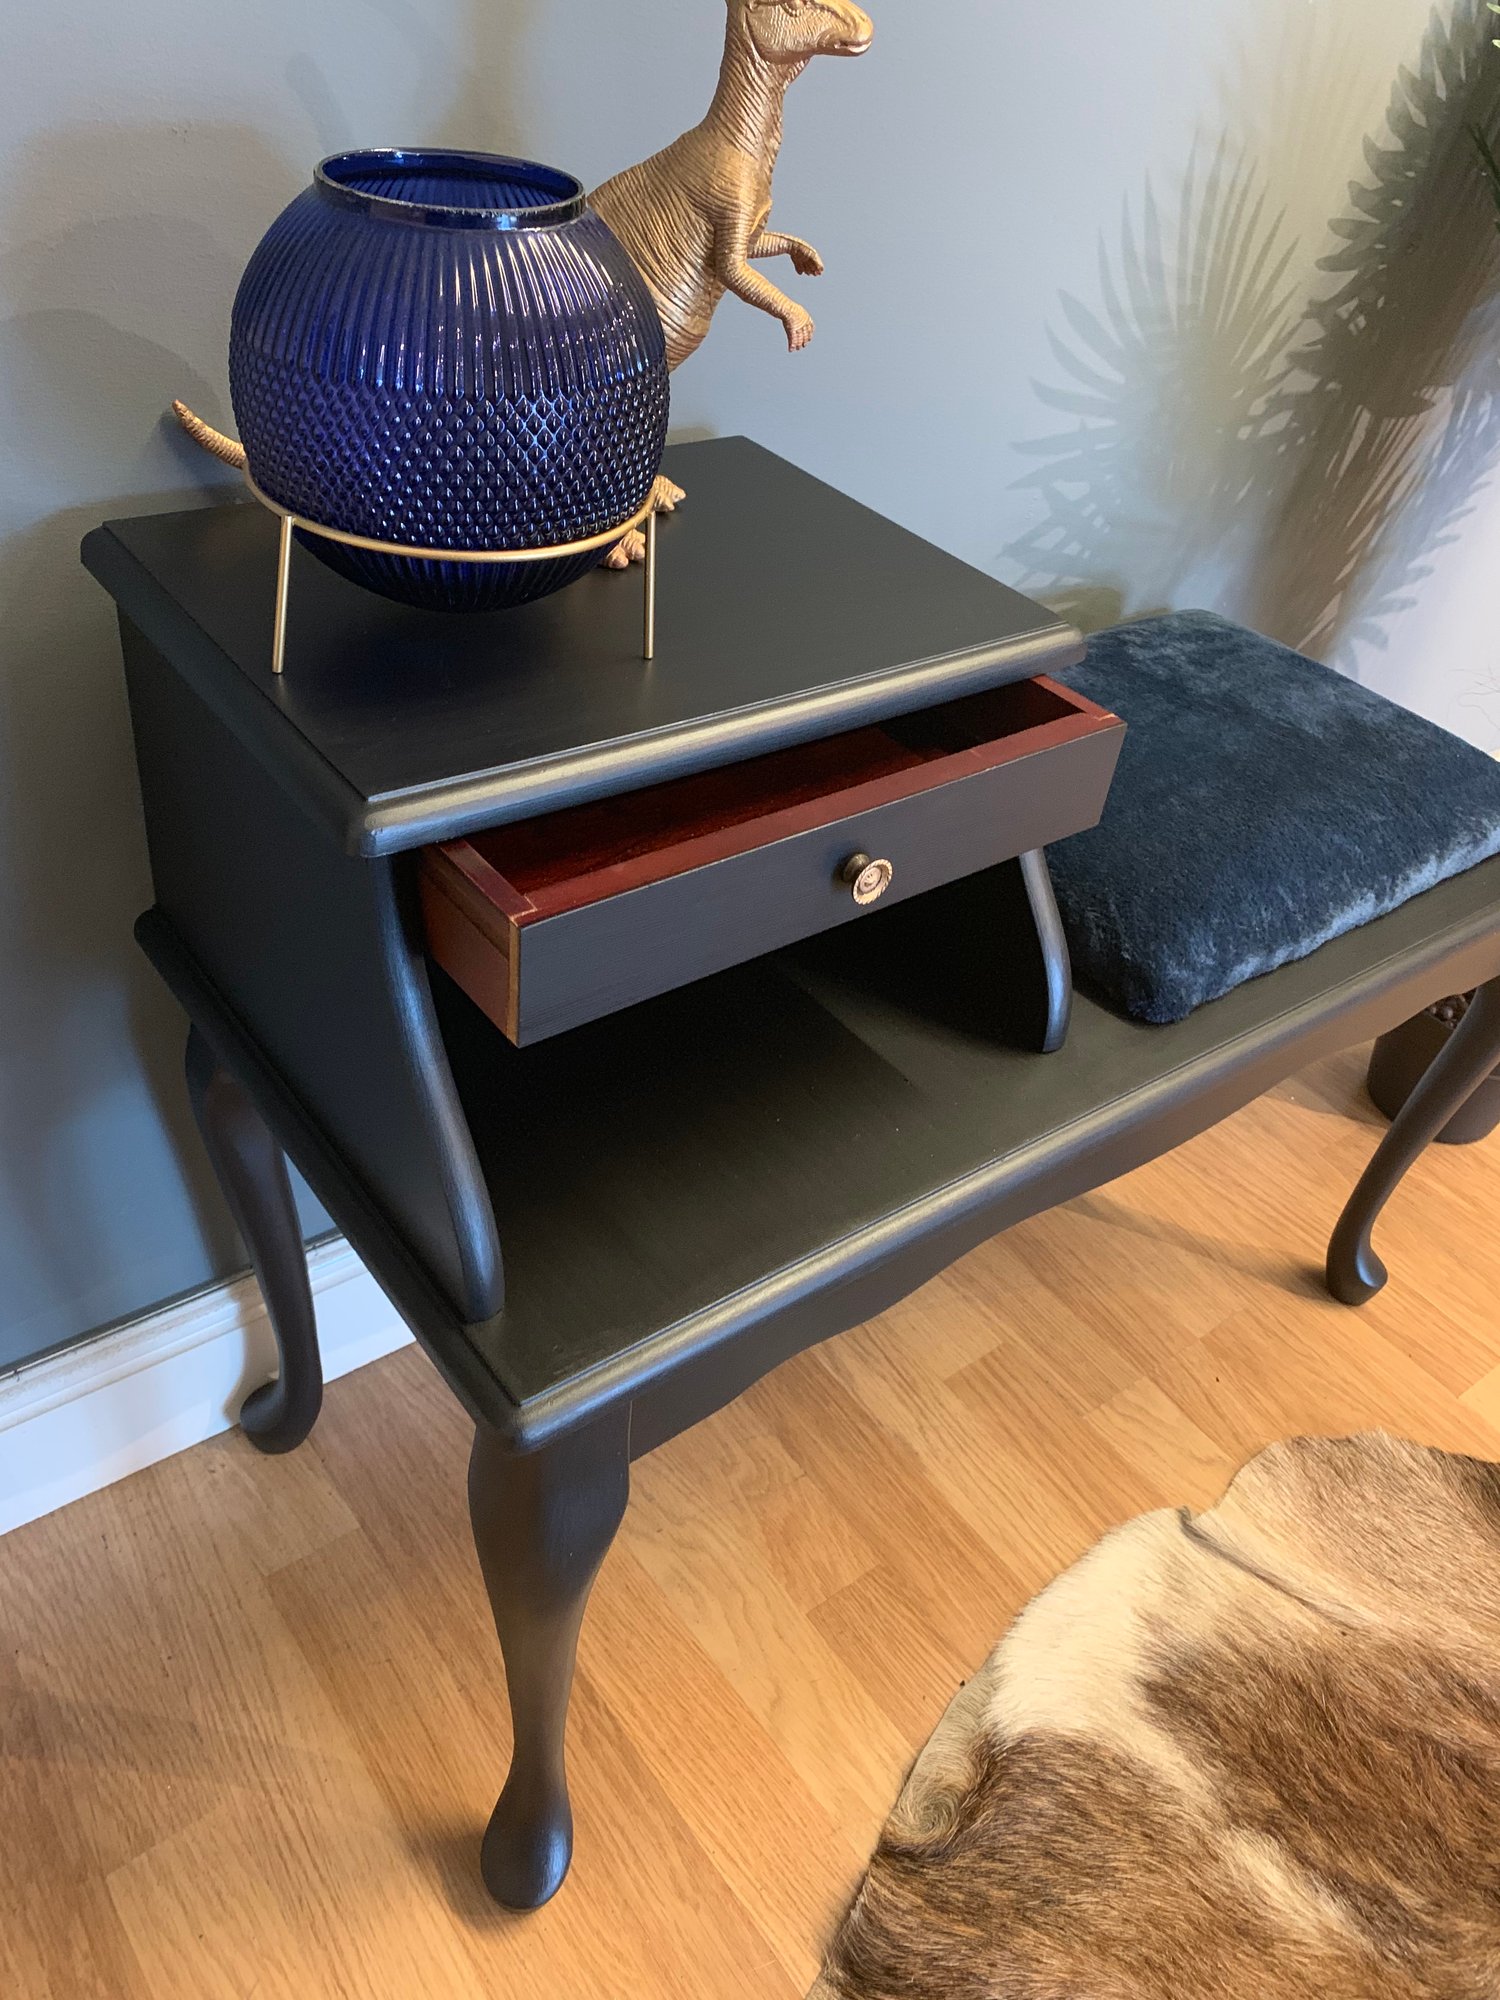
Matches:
[[1049, 611, 1500, 1025]]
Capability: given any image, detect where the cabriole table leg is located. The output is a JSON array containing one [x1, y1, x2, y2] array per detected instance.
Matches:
[[468, 1411, 631, 1909], [185, 1024, 324, 1451], [1328, 976, 1500, 1306]]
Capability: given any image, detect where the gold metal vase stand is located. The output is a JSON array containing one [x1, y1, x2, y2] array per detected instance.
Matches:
[[245, 472, 660, 676]]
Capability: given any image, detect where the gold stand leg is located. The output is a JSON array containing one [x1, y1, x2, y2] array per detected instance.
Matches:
[[643, 507, 658, 662], [272, 514, 293, 677], [258, 487, 660, 675]]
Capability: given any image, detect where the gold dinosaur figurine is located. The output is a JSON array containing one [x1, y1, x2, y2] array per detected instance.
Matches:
[[593, 0, 874, 566], [171, 399, 247, 468], [173, 0, 874, 570]]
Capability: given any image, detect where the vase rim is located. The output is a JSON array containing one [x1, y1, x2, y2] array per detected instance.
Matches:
[[313, 149, 587, 229]]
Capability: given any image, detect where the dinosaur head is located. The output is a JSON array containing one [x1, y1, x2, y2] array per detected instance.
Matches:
[[737, 0, 874, 64]]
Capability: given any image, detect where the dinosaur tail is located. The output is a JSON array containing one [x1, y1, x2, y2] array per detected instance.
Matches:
[[172, 399, 248, 470]]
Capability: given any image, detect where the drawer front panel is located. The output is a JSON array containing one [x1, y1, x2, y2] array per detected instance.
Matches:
[[513, 722, 1121, 1044]]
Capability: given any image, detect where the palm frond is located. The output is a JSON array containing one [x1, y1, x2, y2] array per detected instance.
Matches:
[[1471, 118, 1500, 229], [1005, 140, 1299, 613]]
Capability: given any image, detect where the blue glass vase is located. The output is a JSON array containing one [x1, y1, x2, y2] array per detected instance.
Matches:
[[229, 149, 669, 612]]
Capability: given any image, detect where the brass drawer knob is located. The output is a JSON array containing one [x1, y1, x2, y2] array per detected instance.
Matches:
[[841, 852, 895, 906]]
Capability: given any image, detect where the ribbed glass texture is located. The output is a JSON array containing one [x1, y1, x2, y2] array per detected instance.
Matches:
[[229, 150, 669, 612]]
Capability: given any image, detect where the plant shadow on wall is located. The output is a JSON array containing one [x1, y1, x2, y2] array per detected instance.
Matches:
[[1004, 137, 1301, 632], [1006, 0, 1500, 696]]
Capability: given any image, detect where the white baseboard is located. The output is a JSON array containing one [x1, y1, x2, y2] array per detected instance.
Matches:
[[0, 1241, 411, 1537]]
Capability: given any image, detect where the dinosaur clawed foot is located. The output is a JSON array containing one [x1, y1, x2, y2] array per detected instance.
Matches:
[[604, 476, 686, 569], [784, 308, 815, 352], [605, 529, 646, 570]]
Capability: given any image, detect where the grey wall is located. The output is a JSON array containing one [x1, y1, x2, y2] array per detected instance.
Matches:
[[4, 0, 1498, 1369]]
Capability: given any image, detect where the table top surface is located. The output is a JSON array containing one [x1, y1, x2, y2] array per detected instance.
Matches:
[[428, 852, 1500, 1433], [83, 437, 1082, 856]]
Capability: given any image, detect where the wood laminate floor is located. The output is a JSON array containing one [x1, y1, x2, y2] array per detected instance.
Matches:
[[4, 1047, 1500, 1999]]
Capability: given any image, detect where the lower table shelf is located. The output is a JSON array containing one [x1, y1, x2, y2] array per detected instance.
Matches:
[[143, 852, 1500, 1452], [429, 853, 1500, 1438]]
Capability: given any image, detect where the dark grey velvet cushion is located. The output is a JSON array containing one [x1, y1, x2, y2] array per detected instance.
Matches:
[[1049, 611, 1500, 1025]]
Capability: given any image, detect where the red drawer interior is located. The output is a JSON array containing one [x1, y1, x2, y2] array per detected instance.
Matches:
[[435, 676, 1115, 928]]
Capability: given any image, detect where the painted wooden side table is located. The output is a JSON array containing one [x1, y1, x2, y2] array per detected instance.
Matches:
[[84, 439, 1500, 1909]]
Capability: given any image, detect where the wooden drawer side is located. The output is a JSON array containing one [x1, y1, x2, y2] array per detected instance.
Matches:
[[419, 862, 521, 1045]]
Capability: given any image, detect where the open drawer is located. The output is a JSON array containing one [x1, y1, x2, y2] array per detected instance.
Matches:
[[419, 675, 1124, 1046]]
